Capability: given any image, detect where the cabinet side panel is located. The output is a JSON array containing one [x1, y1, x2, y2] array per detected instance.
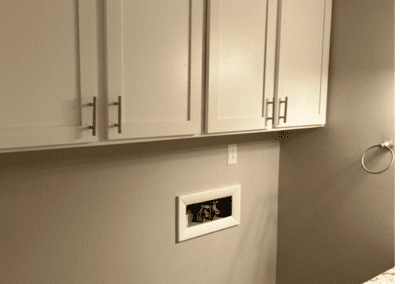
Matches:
[[319, 0, 333, 125]]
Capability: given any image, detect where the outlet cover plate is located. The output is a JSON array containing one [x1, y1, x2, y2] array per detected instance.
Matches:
[[228, 144, 237, 165]]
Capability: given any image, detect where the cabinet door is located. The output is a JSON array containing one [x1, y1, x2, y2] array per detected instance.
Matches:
[[106, 0, 203, 140], [274, 0, 332, 128], [0, 0, 98, 150], [205, 0, 278, 133]]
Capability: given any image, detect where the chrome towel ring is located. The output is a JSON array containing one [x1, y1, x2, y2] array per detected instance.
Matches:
[[361, 140, 395, 174]]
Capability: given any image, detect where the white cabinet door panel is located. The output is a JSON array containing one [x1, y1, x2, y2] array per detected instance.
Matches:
[[274, 0, 332, 127], [0, 0, 98, 149], [206, 0, 277, 133], [106, 0, 203, 140]]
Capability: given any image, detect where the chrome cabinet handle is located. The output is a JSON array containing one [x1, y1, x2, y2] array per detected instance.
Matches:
[[266, 98, 275, 125], [88, 97, 97, 136], [278, 96, 288, 123], [114, 96, 122, 134]]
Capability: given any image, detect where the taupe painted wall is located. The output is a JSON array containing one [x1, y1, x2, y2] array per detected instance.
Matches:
[[276, 0, 395, 283], [0, 134, 279, 284]]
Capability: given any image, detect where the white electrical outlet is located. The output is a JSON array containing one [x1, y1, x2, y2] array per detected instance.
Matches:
[[228, 144, 237, 165]]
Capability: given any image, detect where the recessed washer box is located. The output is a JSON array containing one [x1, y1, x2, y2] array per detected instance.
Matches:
[[176, 184, 241, 242]]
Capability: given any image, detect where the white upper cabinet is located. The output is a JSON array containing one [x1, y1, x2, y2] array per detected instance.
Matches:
[[273, 0, 332, 128], [205, 0, 278, 134], [0, 0, 333, 153], [0, 0, 98, 150], [106, 0, 203, 140]]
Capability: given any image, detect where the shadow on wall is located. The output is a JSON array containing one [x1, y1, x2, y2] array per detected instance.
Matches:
[[226, 192, 278, 283]]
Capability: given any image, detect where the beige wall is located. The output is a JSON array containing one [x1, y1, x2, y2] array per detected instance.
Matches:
[[276, 0, 395, 283], [0, 134, 280, 284]]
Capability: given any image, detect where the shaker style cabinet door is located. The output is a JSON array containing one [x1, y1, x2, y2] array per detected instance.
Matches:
[[273, 0, 332, 128], [106, 0, 203, 140], [0, 0, 98, 150], [205, 0, 278, 133]]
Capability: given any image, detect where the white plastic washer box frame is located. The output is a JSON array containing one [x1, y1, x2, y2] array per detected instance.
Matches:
[[176, 184, 241, 242]]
